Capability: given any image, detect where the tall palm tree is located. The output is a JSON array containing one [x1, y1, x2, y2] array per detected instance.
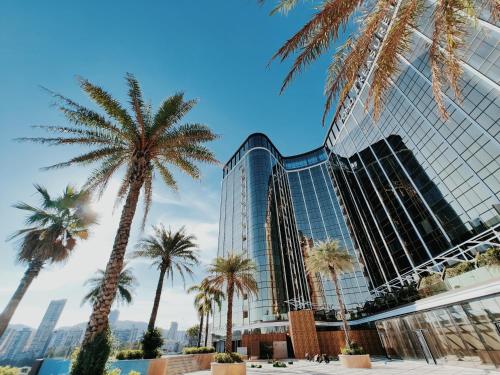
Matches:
[[188, 281, 224, 347], [131, 225, 199, 331], [81, 266, 137, 307], [203, 253, 258, 353], [264, 0, 493, 122], [305, 240, 354, 347], [0, 185, 95, 337], [17, 74, 218, 371]]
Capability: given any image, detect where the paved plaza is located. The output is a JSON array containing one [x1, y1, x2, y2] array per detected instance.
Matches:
[[188, 359, 499, 375]]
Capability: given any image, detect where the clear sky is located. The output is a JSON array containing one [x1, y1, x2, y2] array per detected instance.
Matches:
[[0, 1, 351, 330]]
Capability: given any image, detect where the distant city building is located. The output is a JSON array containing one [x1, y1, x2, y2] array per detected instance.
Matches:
[[109, 310, 120, 327], [1, 328, 33, 360], [29, 299, 66, 358], [45, 328, 84, 357], [166, 322, 178, 340], [0, 328, 15, 356], [113, 326, 141, 346]]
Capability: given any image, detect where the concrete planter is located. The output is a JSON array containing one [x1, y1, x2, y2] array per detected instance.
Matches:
[[211, 362, 246, 375], [339, 354, 372, 368]]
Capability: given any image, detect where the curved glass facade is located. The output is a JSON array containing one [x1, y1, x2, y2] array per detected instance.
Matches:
[[214, 134, 371, 333]]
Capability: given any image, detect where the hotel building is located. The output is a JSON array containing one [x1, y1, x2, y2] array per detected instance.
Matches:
[[213, 0, 500, 368]]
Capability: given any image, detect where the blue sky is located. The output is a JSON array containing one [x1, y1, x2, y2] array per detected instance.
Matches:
[[0, 1, 350, 330]]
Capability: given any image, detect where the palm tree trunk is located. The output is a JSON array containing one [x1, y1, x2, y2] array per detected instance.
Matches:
[[225, 280, 235, 353], [148, 264, 167, 332], [0, 260, 43, 337], [197, 312, 204, 348], [331, 268, 351, 347], [204, 310, 210, 347], [81, 179, 143, 346]]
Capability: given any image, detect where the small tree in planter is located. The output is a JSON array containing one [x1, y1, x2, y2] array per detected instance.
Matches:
[[305, 240, 354, 348], [204, 253, 258, 375], [305, 241, 371, 368]]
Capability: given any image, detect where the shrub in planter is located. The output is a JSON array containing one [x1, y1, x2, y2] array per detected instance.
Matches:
[[141, 328, 164, 359], [214, 352, 243, 363], [445, 262, 474, 277], [115, 349, 144, 360], [341, 342, 365, 355], [272, 361, 287, 368], [478, 247, 500, 267], [182, 346, 215, 354], [250, 364, 262, 368]]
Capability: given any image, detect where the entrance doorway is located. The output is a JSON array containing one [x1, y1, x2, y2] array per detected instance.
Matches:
[[415, 329, 436, 365]]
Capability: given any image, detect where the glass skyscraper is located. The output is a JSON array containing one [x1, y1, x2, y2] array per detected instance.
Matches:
[[213, 0, 499, 366]]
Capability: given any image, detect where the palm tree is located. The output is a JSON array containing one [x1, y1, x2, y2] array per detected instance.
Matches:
[[131, 225, 199, 331], [81, 266, 137, 307], [0, 185, 95, 337], [188, 281, 224, 347], [305, 240, 354, 347], [264, 0, 494, 122], [17, 74, 218, 371], [203, 253, 258, 353]]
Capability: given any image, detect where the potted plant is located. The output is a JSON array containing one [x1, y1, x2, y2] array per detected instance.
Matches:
[[211, 353, 246, 375], [203, 254, 258, 375], [338, 342, 371, 369], [305, 241, 371, 368]]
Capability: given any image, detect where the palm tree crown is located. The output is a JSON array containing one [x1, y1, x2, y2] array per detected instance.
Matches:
[[188, 281, 224, 347], [305, 240, 354, 277], [9, 184, 96, 264], [82, 266, 137, 307], [203, 253, 258, 353], [266, 0, 493, 122], [204, 254, 259, 296], [0, 185, 95, 338], [131, 225, 200, 284], [18, 73, 219, 225]]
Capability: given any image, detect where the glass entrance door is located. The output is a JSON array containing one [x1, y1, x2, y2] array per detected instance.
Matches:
[[415, 329, 436, 364]]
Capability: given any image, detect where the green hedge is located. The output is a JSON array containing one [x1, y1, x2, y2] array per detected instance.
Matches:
[[115, 349, 144, 360], [182, 346, 215, 354], [214, 352, 242, 363]]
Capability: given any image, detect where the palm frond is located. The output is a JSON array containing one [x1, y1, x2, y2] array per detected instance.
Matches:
[[40, 87, 124, 136], [322, 0, 391, 125], [270, 0, 301, 15], [429, 0, 473, 119], [42, 147, 125, 170], [368, 0, 423, 119], [10, 185, 96, 264], [78, 77, 138, 139], [272, 0, 364, 92], [125, 73, 146, 144], [153, 160, 178, 191]]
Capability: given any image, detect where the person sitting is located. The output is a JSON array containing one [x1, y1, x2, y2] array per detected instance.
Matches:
[[313, 354, 319, 362], [305, 352, 311, 361], [323, 354, 330, 364], [317, 354, 323, 363]]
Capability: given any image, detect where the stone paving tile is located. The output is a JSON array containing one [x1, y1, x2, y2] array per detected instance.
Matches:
[[187, 359, 499, 375]]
